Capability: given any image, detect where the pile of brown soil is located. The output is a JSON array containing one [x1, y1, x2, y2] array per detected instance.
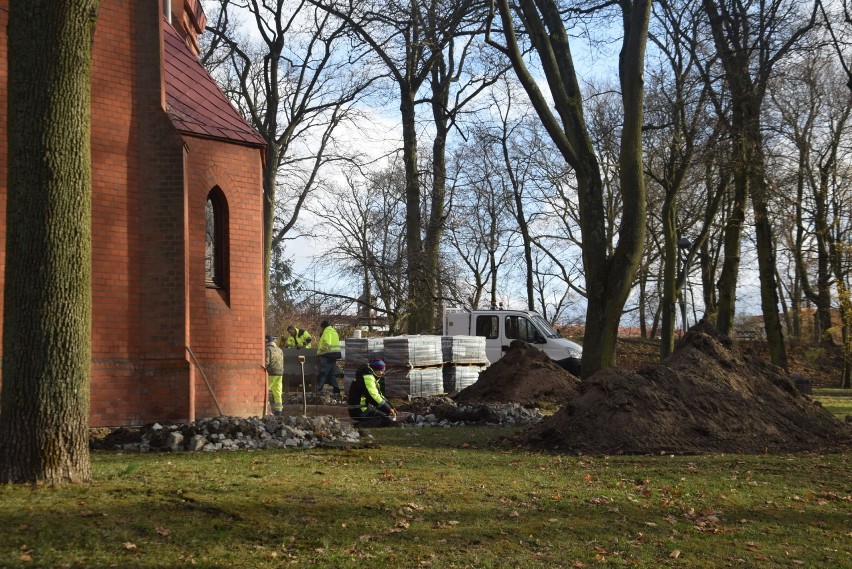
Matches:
[[516, 322, 850, 455], [454, 340, 581, 406]]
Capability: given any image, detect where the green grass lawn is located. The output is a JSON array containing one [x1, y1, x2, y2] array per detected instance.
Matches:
[[814, 387, 852, 419], [1, 427, 849, 568]]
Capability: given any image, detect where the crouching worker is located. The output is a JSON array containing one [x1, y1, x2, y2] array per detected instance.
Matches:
[[348, 359, 397, 427]]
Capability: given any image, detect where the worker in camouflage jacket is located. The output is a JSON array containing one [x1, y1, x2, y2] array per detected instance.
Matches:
[[265, 335, 284, 415]]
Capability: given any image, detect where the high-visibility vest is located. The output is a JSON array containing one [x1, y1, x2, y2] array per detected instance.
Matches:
[[317, 325, 340, 356]]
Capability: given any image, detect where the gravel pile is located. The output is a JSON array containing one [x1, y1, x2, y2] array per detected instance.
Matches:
[[90, 414, 364, 452], [399, 396, 544, 427], [89, 398, 543, 453]]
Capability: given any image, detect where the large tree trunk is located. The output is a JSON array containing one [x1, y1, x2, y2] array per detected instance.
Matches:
[[0, 0, 102, 484], [426, 68, 450, 333], [401, 91, 430, 334]]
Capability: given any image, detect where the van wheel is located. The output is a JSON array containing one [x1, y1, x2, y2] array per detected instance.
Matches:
[[556, 358, 581, 376]]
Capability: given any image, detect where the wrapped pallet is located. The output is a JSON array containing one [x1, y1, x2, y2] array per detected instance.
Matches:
[[443, 364, 488, 393], [379, 335, 444, 397], [384, 366, 444, 398], [383, 335, 443, 367], [440, 335, 488, 394], [343, 337, 385, 367], [441, 335, 488, 364]]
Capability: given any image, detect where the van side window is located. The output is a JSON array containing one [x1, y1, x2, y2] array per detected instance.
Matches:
[[476, 315, 499, 339], [518, 318, 537, 342], [505, 316, 519, 339], [506, 316, 536, 342]]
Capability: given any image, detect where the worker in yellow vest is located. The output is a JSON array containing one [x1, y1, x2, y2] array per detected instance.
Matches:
[[283, 325, 312, 349], [316, 320, 341, 394]]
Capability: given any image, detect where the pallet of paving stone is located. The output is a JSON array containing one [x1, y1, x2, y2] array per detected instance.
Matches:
[[343, 337, 385, 369], [441, 335, 488, 364], [384, 366, 444, 398], [382, 335, 443, 367], [443, 364, 487, 393]]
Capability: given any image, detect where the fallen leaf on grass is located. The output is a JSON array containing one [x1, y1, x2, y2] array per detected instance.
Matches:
[[19, 553, 32, 562], [155, 526, 171, 537], [669, 549, 681, 559], [123, 542, 137, 550]]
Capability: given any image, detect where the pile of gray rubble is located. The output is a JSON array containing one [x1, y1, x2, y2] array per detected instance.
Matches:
[[90, 397, 543, 453]]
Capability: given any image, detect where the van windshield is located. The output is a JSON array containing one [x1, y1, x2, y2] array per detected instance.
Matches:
[[530, 314, 560, 338]]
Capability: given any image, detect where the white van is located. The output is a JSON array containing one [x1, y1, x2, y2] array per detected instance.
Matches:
[[442, 307, 582, 375]]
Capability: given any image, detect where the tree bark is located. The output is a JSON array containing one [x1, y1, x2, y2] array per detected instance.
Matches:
[[0, 0, 102, 484], [401, 90, 430, 333]]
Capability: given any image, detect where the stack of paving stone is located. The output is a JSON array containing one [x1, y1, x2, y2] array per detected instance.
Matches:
[[441, 335, 489, 393], [342, 337, 385, 392], [382, 335, 444, 397]]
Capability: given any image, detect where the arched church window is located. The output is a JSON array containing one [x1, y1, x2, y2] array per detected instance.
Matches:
[[205, 188, 228, 288]]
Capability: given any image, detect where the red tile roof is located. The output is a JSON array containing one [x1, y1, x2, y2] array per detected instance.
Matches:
[[163, 21, 265, 148]]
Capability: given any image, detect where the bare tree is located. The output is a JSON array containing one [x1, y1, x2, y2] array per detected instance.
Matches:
[[311, 163, 410, 334], [645, 0, 720, 356], [426, 26, 510, 329], [488, 0, 653, 376], [445, 126, 518, 309], [202, 0, 379, 294], [816, 0, 852, 90], [309, 0, 486, 334], [700, 0, 817, 370], [768, 53, 852, 345]]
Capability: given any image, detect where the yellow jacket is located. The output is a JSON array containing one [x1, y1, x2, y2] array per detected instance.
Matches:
[[285, 327, 312, 349], [317, 324, 340, 356]]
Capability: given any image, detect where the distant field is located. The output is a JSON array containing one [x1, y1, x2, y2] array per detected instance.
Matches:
[[814, 387, 852, 419]]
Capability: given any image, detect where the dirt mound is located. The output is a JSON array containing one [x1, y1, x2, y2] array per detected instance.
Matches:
[[454, 340, 581, 406], [517, 326, 851, 455]]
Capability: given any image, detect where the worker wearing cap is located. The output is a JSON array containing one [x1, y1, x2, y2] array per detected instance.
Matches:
[[348, 359, 397, 426], [316, 320, 342, 394], [282, 325, 312, 349]]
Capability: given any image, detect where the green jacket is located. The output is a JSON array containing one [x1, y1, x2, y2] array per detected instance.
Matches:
[[317, 325, 340, 357]]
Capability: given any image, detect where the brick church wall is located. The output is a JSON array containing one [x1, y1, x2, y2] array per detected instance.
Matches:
[[0, 1, 266, 426]]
